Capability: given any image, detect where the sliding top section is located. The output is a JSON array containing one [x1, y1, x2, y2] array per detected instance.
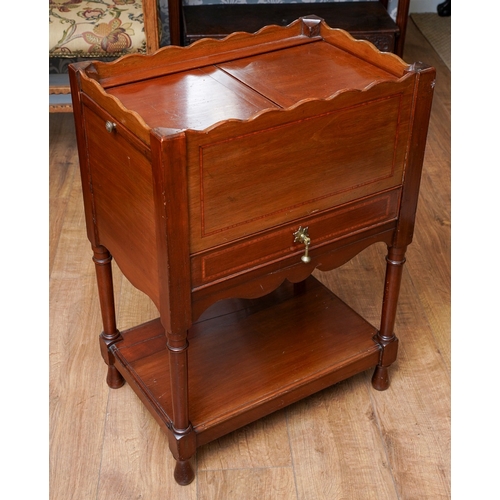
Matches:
[[106, 65, 280, 132], [216, 40, 399, 108], [107, 40, 400, 131]]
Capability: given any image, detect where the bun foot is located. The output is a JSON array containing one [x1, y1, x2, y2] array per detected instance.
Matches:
[[371, 365, 390, 391], [174, 459, 195, 486], [106, 365, 125, 389]]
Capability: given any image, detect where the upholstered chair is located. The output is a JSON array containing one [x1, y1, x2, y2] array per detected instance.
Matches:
[[49, 0, 161, 112]]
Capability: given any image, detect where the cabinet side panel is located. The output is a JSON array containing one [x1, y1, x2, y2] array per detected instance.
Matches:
[[393, 65, 436, 247], [82, 103, 160, 308]]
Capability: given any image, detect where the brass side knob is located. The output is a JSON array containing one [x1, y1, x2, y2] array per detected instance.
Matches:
[[293, 226, 311, 263], [105, 120, 117, 133]]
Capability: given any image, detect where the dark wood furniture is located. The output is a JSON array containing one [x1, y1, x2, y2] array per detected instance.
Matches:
[[69, 17, 435, 486], [438, 0, 451, 16], [169, 0, 410, 56]]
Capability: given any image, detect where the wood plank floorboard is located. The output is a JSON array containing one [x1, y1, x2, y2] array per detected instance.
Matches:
[[196, 409, 292, 471], [287, 375, 400, 500], [49, 153, 111, 499], [49, 116, 80, 277], [49, 18, 450, 499]]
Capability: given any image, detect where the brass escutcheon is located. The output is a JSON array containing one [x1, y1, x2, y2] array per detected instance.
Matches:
[[293, 226, 311, 263]]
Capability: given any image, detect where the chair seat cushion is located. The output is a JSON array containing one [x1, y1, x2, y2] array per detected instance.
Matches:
[[49, 0, 147, 58]]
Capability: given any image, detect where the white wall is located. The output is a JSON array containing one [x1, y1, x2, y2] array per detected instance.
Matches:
[[387, 0, 441, 20]]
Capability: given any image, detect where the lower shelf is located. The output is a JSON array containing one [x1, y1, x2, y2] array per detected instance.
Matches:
[[113, 276, 381, 446]]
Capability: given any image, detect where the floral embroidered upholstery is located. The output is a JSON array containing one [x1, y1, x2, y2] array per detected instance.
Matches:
[[49, 0, 148, 58]]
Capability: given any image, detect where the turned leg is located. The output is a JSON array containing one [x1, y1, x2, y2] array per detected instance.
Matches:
[[166, 334, 196, 485], [372, 246, 406, 391], [92, 245, 125, 389]]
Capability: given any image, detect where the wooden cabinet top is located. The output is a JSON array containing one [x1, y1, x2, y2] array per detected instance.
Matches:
[[71, 17, 417, 141]]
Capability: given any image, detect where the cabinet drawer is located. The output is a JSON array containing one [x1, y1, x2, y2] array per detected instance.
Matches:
[[191, 188, 400, 287]]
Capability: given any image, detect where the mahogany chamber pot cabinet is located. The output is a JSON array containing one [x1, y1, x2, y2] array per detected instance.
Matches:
[[69, 17, 435, 486]]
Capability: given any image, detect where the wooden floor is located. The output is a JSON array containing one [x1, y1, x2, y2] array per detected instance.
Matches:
[[49, 19, 450, 500]]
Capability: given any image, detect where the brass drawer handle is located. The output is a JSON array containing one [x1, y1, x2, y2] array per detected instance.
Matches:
[[105, 120, 117, 133], [293, 226, 311, 263]]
